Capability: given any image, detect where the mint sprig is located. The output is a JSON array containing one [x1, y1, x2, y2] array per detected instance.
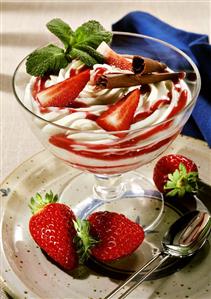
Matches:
[[26, 18, 112, 77]]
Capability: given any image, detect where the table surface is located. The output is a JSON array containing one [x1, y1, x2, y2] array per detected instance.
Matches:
[[1, 0, 211, 182]]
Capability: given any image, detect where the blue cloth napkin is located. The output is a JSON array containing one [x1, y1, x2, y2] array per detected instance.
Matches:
[[112, 11, 211, 147]]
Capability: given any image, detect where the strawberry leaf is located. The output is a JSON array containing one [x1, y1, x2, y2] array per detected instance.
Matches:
[[73, 218, 98, 263], [164, 162, 199, 197], [166, 189, 179, 197], [168, 173, 174, 181], [179, 163, 187, 175], [46, 18, 74, 49], [165, 181, 177, 189], [29, 191, 58, 214], [26, 44, 69, 76]]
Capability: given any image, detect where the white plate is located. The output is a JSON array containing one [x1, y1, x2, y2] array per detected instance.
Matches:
[[1, 135, 211, 299]]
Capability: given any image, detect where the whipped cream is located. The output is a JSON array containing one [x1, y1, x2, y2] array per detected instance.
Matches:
[[23, 57, 192, 174], [24, 59, 191, 144]]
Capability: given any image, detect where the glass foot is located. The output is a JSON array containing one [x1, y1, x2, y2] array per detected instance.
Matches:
[[59, 171, 164, 232]]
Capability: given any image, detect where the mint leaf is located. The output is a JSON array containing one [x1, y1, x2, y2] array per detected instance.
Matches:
[[26, 44, 69, 76], [70, 48, 98, 67], [73, 20, 112, 49], [75, 45, 104, 64], [46, 18, 74, 49]]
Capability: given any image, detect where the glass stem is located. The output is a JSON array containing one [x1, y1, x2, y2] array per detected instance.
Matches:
[[93, 174, 125, 200]]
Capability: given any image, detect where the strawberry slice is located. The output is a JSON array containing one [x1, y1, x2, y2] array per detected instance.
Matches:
[[97, 41, 132, 70], [96, 89, 140, 136], [37, 69, 90, 107]]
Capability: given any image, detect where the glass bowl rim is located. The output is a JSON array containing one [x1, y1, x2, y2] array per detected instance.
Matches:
[[12, 31, 201, 135]]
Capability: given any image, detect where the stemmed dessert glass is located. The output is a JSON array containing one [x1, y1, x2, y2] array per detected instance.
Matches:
[[13, 32, 200, 238]]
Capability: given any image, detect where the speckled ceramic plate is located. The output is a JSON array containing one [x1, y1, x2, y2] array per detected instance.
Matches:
[[1, 135, 211, 299]]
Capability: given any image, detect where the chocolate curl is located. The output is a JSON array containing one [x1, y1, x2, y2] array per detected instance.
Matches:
[[132, 56, 167, 74], [97, 72, 185, 89]]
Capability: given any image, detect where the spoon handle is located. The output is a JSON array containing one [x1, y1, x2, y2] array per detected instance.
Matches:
[[104, 252, 169, 299]]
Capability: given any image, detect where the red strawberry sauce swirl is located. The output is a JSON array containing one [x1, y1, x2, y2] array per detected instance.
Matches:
[[31, 60, 188, 172], [32, 76, 49, 102], [49, 132, 178, 162], [49, 89, 187, 164]]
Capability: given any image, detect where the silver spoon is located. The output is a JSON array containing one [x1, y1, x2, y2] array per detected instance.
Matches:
[[104, 210, 211, 299]]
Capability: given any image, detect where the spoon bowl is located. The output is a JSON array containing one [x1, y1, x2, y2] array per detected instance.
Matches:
[[105, 210, 211, 299], [162, 210, 211, 257]]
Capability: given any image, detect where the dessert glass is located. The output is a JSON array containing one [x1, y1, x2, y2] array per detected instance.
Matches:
[[12, 32, 200, 236]]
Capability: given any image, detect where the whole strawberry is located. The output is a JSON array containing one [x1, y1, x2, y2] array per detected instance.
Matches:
[[153, 154, 199, 197], [29, 191, 78, 270], [87, 211, 145, 262]]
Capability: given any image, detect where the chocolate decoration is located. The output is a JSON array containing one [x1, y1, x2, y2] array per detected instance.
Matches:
[[132, 56, 167, 74], [96, 72, 185, 89]]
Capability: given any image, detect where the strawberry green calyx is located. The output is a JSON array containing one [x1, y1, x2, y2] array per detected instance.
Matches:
[[29, 191, 58, 214], [164, 163, 199, 197], [73, 218, 98, 263]]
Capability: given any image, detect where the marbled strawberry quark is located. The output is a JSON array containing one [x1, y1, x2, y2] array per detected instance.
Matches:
[[24, 59, 192, 174]]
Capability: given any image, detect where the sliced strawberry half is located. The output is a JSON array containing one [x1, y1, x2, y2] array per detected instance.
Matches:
[[37, 69, 90, 107], [96, 88, 140, 136], [97, 41, 132, 71]]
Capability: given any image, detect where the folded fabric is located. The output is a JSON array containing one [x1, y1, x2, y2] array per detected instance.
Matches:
[[112, 11, 211, 147]]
